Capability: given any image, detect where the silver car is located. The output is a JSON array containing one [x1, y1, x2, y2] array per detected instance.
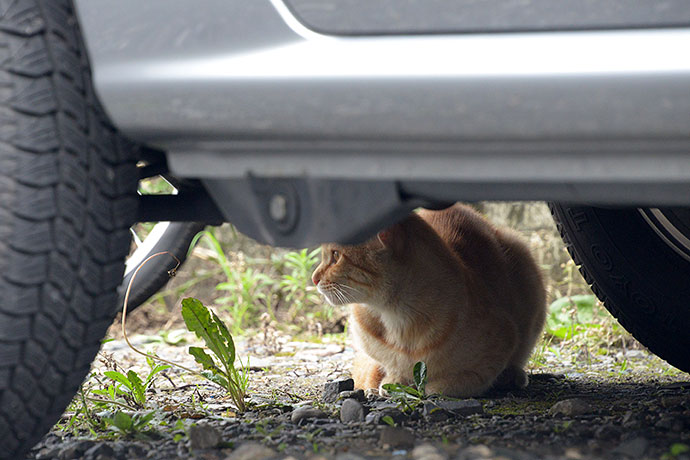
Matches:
[[1, 0, 689, 455]]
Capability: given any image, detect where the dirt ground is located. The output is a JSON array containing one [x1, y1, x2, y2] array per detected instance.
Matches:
[[26, 322, 690, 460]]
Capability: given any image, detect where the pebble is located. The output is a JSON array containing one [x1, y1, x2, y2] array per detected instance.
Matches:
[[594, 424, 621, 440], [612, 437, 649, 457], [84, 444, 115, 460], [366, 408, 407, 425], [411, 443, 448, 460], [291, 406, 329, 424], [422, 402, 450, 423], [35, 447, 61, 460], [340, 398, 367, 423], [188, 423, 221, 449], [456, 445, 493, 460], [323, 378, 355, 403], [380, 426, 415, 449], [225, 442, 276, 460], [655, 416, 680, 431], [338, 389, 366, 402], [428, 399, 484, 416], [58, 440, 95, 459], [335, 454, 368, 460], [549, 399, 593, 417]]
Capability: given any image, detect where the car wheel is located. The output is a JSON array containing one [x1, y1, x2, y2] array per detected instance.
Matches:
[[0, 1, 139, 456], [121, 221, 206, 311], [549, 204, 690, 372]]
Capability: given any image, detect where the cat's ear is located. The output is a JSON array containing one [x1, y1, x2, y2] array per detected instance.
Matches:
[[377, 223, 405, 253]]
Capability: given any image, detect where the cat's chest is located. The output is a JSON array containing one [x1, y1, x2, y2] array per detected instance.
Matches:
[[351, 315, 428, 366]]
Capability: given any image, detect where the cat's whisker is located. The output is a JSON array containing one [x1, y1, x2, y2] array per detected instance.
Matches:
[[334, 285, 359, 305], [323, 283, 344, 305], [335, 283, 360, 304], [338, 284, 363, 295], [337, 288, 353, 304]]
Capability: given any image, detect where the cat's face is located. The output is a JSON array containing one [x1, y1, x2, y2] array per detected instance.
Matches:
[[311, 242, 384, 306]]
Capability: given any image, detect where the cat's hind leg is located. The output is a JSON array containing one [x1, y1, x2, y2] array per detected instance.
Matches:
[[426, 369, 497, 398], [492, 365, 528, 390]]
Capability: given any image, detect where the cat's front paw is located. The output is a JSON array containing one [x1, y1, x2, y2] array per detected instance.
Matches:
[[378, 375, 412, 397]]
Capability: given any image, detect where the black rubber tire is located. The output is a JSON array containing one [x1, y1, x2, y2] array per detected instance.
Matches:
[[119, 222, 206, 311], [549, 204, 690, 373], [0, 1, 139, 457]]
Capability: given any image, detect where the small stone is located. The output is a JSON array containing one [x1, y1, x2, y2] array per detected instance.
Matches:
[[59, 440, 95, 460], [323, 379, 355, 403], [188, 423, 221, 449], [594, 424, 621, 440], [380, 426, 415, 449], [624, 350, 647, 359], [411, 443, 448, 460], [457, 445, 493, 460], [366, 408, 407, 425], [422, 402, 450, 422], [35, 447, 61, 460], [372, 401, 400, 410], [340, 398, 367, 423], [655, 416, 678, 431], [84, 443, 115, 460], [338, 389, 366, 402], [291, 406, 329, 424], [549, 399, 593, 417], [661, 396, 686, 409], [226, 442, 276, 460], [126, 444, 147, 458], [335, 453, 368, 460], [432, 399, 484, 416], [621, 410, 635, 424], [612, 437, 649, 457]]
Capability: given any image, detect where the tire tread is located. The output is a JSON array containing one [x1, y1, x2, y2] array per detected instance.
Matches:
[[0, 1, 138, 457]]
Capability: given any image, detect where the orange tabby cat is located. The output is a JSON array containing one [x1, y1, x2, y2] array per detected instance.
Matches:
[[311, 203, 546, 397]]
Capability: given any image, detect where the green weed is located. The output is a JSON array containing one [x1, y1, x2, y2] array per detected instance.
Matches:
[[216, 267, 272, 335], [278, 248, 321, 320], [102, 410, 157, 439], [382, 361, 429, 412], [102, 357, 170, 408], [662, 443, 690, 460], [181, 297, 250, 411], [546, 295, 604, 340]]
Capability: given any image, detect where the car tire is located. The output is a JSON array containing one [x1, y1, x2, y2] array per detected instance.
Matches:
[[120, 221, 206, 311], [549, 204, 690, 373], [0, 1, 139, 457]]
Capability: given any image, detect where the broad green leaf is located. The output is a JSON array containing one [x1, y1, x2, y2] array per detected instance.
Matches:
[[133, 411, 155, 429], [202, 370, 229, 389], [382, 383, 422, 399], [127, 370, 145, 403], [211, 310, 235, 365], [413, 362, 427, 395], [381, 415, 395, 427], [181, 298, 228, 364], [188, 346, 220, 373], [111, 411, 133, 431], [104, 371, 133, 392]]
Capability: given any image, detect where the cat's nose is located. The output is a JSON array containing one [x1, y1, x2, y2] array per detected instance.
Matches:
[[312, 272, 320, 286]]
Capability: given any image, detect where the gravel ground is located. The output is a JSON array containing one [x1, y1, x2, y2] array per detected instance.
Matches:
[[26, 329, 690, 460]]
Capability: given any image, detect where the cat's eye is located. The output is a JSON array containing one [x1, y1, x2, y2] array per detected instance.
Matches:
[[332, 250, 340, 262]]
